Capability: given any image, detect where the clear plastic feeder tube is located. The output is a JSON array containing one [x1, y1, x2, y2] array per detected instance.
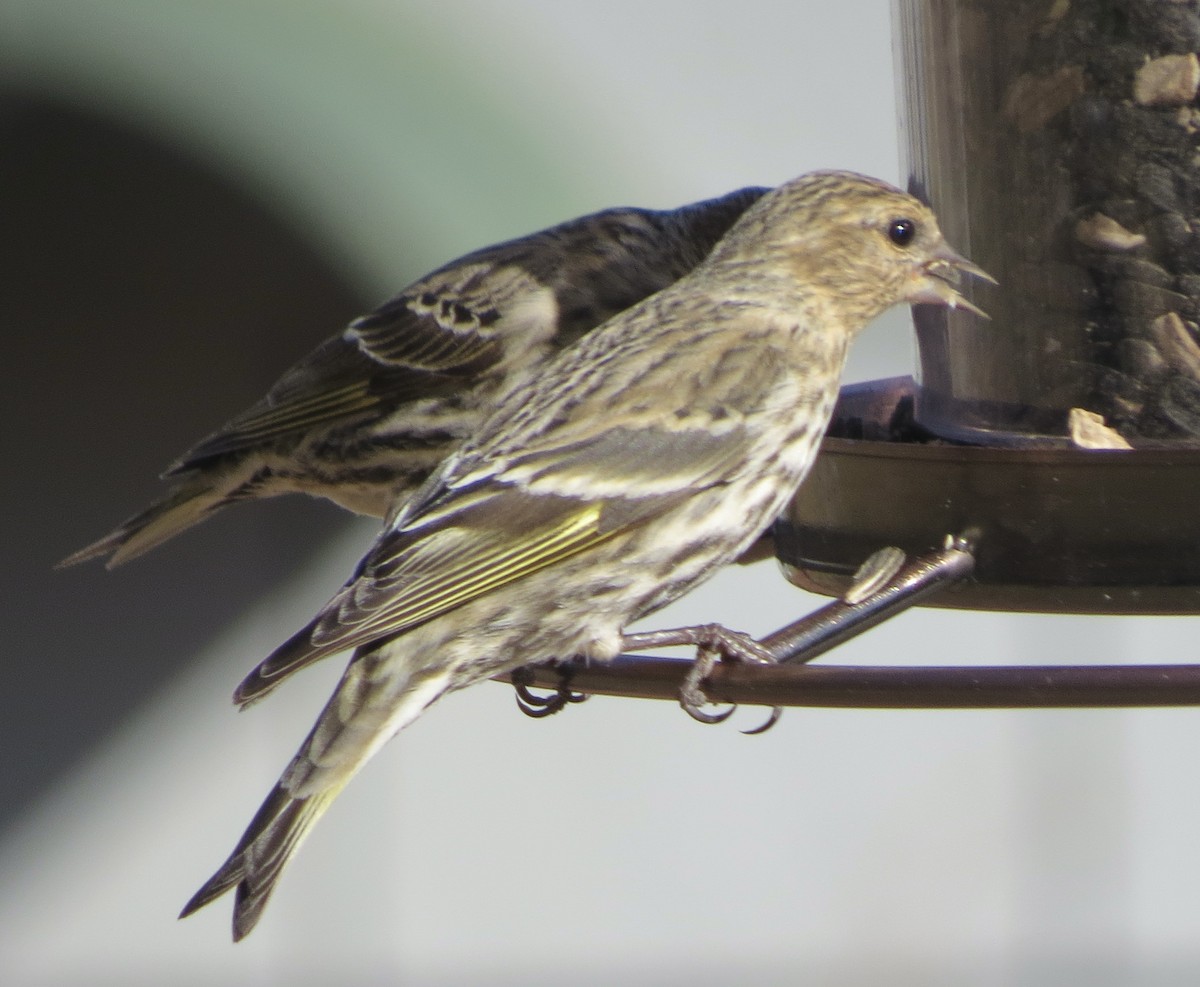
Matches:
[[894, 0, 1200, 446]]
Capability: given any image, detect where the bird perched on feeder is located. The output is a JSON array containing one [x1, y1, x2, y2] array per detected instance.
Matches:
[[179, 170, 991, 940], [60, 186, 768, 568]]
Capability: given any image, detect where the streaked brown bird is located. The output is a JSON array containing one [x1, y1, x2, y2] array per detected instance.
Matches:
[[179, 170, 990, 940], [60, 186, 768, 568]]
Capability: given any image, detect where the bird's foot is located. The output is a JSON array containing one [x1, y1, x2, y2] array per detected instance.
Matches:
[[621, 624, 782, 734], [511, 662, 588, 719]]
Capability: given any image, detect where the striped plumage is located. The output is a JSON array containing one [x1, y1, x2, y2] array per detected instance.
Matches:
[[60, 186, 768, 568], [179, 170, 990, 940]]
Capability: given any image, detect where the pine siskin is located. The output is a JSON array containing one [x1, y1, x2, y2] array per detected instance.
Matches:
[[60, 186, 768, 568], [179, 170, 990, 940]]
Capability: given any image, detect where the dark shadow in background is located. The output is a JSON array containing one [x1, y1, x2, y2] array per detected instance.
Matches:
[[1, 94, 374, 830]]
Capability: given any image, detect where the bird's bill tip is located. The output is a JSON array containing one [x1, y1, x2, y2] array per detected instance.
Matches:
[[905, 242, 994, 319], [933, 242, 996, 286], [906, 276, 990, 319]]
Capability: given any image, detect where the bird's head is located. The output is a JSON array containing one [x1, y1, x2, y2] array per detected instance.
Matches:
[[712, 170, 993, 328]]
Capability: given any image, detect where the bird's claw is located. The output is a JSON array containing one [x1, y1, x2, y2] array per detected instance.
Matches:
[[680, 646, 739, 724], [511, 663, 588, 719], [623, 624, 782, 733], [741, 706, 783, 735], [681, 699, 738, 725]]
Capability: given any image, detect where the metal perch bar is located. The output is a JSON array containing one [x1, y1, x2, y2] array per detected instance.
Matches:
[[498, 534, 1200, 710], [764, 533, 976, 664], [502, 657, 1200, 710]]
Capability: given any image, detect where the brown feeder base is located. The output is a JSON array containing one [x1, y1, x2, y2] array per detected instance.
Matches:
[[777, 377, 1200, 615]]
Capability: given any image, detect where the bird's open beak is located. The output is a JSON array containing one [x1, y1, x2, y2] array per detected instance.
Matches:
[[906, 242, 996, 319]]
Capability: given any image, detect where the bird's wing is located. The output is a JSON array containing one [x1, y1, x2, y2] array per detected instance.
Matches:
[[165, 272, 517, 473], [232, 417, 751, 705]]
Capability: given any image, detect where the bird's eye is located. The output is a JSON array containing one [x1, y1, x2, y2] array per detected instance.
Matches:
[[887, 218, 917, 247]]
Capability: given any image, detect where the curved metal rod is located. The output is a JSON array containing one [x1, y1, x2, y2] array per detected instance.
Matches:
[[500, 657, 1200, 709], [765, 534, 977, 664], [495, 534, 1200, 710]]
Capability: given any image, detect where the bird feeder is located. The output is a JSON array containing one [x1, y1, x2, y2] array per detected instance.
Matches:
[[779, 0, 1200, 615]]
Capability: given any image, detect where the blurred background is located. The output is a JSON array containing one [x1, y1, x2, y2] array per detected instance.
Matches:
[[3, 1, 1200, 984]]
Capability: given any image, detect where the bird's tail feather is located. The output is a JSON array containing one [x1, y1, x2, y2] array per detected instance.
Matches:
[[181, 662, 455, 940], [57, 478, 232, 569], [179, 782, 344, 941]]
